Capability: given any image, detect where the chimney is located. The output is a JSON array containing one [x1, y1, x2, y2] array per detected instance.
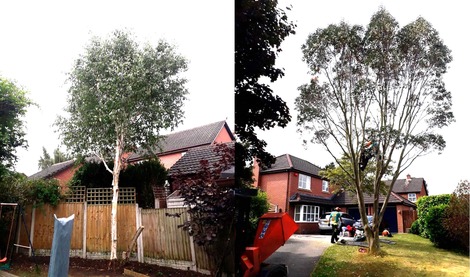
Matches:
[[405, 174, 412, 186]]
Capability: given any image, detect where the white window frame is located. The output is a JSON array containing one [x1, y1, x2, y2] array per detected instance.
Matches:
[[294, 205, 320, 223], [322, 180, 329, 192], [408, 193, 417, 202], [298, 174, 311, 190]]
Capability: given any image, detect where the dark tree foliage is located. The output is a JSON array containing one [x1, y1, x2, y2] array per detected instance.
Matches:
[[120, 159, 167, 209], [70, 159, 167, 208], [0, 77, 33, 168], [169, 143, 235, 275], [235, 0, 296, 182], [443, 180, 469, 254]]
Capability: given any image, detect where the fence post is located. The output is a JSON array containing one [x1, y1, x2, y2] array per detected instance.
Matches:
[[82, 202, 87, 259], [29, 206, 36, 257], [187, 212, 197, 271], [135, 205, 144, 263]]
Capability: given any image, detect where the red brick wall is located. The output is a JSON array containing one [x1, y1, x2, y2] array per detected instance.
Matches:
[[159, 152, 183, 169], [54, 166, 79, 190], [295, 222, 320, 234], [259, 172, 289, 212], [214, 126, 234, 143]]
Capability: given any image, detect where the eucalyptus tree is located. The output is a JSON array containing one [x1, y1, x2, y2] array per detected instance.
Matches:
[[296, 9, 453, 254], [56, 30, 188, 260]]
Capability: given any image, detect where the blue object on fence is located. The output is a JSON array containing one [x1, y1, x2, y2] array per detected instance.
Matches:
[[48, 214, 75, 277]]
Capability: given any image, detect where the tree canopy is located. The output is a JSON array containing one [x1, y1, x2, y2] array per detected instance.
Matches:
[[38, 147, 71, 170], [56, 30, 188, 160], [235, 0, 296, 176], [295, 8, 453, 254], [56, 29, 188, 260], [0, 77, 33, 169]]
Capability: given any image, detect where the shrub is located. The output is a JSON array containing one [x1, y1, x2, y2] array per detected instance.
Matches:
[[424, 204, 450, 248], [27, 178, 64, 207], [416, 194, 451, 237], [409, 220, 420, 234], [443, 180, 469, 254], [70, 159, 168, 208]]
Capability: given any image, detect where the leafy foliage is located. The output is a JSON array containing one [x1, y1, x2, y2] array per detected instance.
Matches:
[[120, 159, 167, 209], [27, 178, 64, 208], [295, 8, 453, 254], [0, 168, 64, 207], [0, 77, 33, 168], [423, 204, 449, 248], [235, 0, 296, 183], [70, 159, 167, 208], [171, 143, 235, 246], [319, 155, 390, 195], [56, 30, 188, 161], [409, 220, 420, 235], [38, 147, 71, 170], [442, 180, 469, 254], [56, 29, 188, 260], [416, 194, 451, 238], [245, 189, 270, 244], [169, 142, 235, 276]]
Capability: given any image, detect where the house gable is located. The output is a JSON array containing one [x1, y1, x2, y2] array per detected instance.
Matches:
[[127, 120, 234, 165]]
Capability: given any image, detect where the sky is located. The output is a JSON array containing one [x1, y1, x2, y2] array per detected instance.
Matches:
[[1, 1, 468, 196], [0, 1, 234, 176], [257, 0, 469, 195]]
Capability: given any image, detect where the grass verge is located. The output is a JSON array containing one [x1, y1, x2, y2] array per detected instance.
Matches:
[[312, 233, 469, 277]]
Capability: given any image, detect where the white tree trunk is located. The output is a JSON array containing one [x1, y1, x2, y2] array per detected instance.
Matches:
[[110, 135, 123, 261]]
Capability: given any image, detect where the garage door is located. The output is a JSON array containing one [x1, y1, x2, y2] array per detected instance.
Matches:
[[348, 206, 398, 233], [382, 206, 398, 233]]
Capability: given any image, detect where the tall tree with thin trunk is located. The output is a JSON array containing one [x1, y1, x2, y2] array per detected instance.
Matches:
[[56, 30, 188, 261], [296, 8, 453, 254]]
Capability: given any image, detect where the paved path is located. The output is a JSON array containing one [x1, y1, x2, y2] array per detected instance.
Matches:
[[263, 234, 332, 277]]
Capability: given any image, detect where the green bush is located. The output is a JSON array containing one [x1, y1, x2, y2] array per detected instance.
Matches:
[[442, 180, 469, 254], [70, 159, 167, 208], [409, 220, 420, 234], [27, 178, 63, 207], [424, 204, 449, 248], [416, 194, 451, 238]]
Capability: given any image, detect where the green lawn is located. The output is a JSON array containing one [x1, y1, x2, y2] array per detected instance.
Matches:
[[312, 234, 469, 277]]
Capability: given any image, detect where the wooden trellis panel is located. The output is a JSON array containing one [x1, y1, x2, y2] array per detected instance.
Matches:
[[87, 187, 136, 205]]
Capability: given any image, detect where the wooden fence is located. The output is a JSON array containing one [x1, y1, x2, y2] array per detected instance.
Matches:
[[16, 187, 213, 274]]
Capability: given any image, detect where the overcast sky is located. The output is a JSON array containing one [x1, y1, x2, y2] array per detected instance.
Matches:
[[257, 0, 469, 195], [1, 1, 467, 195], [0, 1, 234, 176]]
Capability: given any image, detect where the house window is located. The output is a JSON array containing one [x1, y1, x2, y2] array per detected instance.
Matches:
[[294, 205, 320, 222], [322, 180, 329, 192], [298, 174, 311, 190], [408, 193, 417, 202]]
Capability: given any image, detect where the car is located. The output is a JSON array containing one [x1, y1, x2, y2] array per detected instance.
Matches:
[[353, 215, 374, 229], [317, 212, 356, 234]]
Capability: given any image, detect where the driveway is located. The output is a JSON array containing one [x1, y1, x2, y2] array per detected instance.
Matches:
[[263, 234, 332, 277]]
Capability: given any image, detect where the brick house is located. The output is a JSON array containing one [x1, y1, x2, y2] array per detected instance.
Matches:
[[256, 154, 428, 234], [165, 141, 235, 208], [28, 160, 78, 189], [386, 174, 428, 203], [127, 120, 234, 169], [29, 120, 235, 207], [256, 154, 333, 234]]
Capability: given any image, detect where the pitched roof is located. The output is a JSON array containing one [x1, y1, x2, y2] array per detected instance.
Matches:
[[331, 189, 416, 207], [168, 141, 235, 179], [385, 177, 427, 194], [28, 160, 76, 180], [289, 193, 336, 205], [261, 154, 322, 177], [127, 120, 234, 161]]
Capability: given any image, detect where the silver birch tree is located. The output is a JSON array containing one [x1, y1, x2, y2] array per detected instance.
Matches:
[[56, 30, 188, 261]]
